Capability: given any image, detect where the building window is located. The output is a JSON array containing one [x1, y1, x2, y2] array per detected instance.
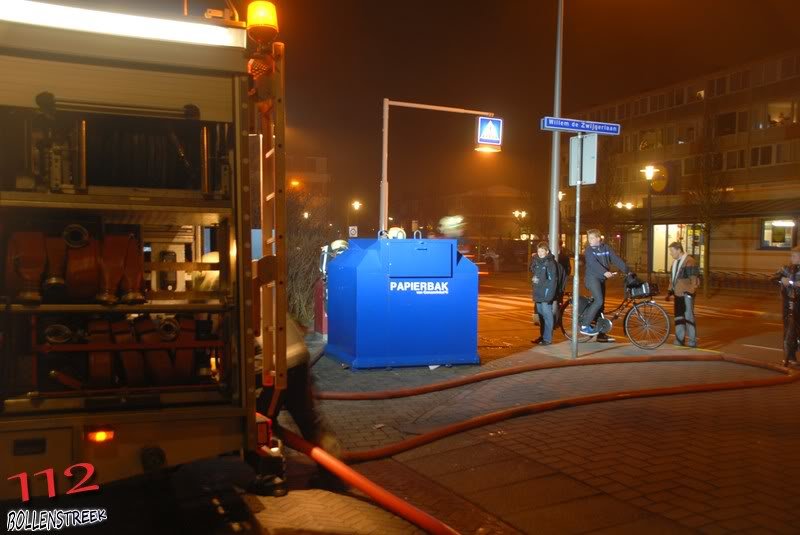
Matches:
[[765, 61, 778, 83], [776, 141, 796, 164], [708, 76, 727, 98], [684, 154, 722, 175], [737, 110, 749, 133], [729, 70, 751, 91], [761, 219, 796, 249], [663, 125, 676, 146], [674, 87, 685, 106], [750, 145, 773, 167], [618, 103, 627, 120], [766, 99, 796, 127], [653, 224, 706, 272], [715, 112, 737, 136], [639, 129, 658, 150], [639, 97, 649, 115], [752, 64, 765, 86], [781, 56, 798, 79], [677, 123, 696, 144], [725, 149, 746, 170], [687, 85, 704, 102]]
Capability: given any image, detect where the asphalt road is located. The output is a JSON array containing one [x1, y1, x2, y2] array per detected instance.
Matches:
[[478, 271, 786, 364]]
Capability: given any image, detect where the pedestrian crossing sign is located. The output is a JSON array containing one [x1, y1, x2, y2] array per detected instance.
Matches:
[[477, 116, 503, 146]]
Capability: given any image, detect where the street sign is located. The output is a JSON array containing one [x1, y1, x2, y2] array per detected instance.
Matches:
[[540, 116, 621, 136], [568, 134, 598, 186], [476, 116, 503, 146], [348, 226, 358, 238]]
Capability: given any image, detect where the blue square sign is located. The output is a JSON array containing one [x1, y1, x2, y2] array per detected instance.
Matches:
[[477, 116, 503, 146]]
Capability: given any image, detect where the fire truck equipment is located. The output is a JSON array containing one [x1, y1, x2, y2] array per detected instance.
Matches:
[[97, 234, 130, 305], [5, 231, 46, 303]]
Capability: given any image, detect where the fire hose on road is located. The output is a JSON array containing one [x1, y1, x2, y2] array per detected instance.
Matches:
[[279, 354, 797, 533]]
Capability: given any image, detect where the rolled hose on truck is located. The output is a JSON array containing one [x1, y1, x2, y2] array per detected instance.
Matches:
[[281, 354, 797, 533]]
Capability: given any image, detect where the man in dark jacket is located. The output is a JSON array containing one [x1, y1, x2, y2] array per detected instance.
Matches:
[[530, 242, 558, 345], [773, 246, 800, 367], [581, 229, 629, 341]]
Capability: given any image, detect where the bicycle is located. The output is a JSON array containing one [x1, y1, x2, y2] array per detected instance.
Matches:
[[558, 273, 671, 350]]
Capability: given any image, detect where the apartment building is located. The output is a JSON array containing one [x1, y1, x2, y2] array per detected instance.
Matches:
[[562, 49, 800, 275]]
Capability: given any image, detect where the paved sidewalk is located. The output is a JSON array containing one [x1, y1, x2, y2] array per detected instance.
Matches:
[[250, 341, 800, 534]]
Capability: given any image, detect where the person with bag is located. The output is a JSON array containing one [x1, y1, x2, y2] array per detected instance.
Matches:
[[580, 229, 629, 341], [530, 242, 558, 345], [666, 241, 700, 347], [773, 246, 800, 367]]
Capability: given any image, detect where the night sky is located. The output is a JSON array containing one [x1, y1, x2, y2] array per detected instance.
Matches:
[[43, 1, 800, 224]]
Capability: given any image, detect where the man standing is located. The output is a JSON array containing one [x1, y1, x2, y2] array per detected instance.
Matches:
[[774, 246, 800, 367], [530, 242, 558, 345], [581, 229, 629, 341], [667, 242, 700, 347]]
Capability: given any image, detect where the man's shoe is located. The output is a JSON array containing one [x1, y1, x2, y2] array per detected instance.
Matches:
[[540, 341, 552, 346], [531, 337, 544, 344], [596, 334, 615, 343], [673, 340, 684, 347], [580, 325, 598, 336]]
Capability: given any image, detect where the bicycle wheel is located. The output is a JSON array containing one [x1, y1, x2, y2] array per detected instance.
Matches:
[[560, 299, 592, 342], [624, 301, 670, 349]]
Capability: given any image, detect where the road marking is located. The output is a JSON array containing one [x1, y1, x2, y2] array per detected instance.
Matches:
[[742, 344, 782, 352]]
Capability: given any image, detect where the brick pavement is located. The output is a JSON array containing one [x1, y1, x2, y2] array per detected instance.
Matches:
[[252, 343, 800, 534]]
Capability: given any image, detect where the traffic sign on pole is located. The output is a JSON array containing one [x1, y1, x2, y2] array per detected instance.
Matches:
[[540, 116, 620, 136], [569, 133, 597, 186], [477, 116, 503, 146]]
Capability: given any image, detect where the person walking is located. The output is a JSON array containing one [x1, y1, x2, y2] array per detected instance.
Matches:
[[580, 229, 629, 341], [773, 246, 800, 367], [667, 241, 700, 347], [530, 242, 558, 345]]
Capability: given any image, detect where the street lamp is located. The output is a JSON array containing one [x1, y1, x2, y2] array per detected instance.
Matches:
[[302, 211, 310, 219], [475, 144, 501, 153], [513, 210, 531, 260], [640, 165, 658, 281], [347, 200, 362, 230]]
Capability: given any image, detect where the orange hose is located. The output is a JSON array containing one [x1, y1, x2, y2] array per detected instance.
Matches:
[[340, 356, 797, 463], [317, 354, 723, 400], [280, 428, 460, 535]]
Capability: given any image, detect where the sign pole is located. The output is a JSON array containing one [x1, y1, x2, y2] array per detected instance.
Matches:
[[571, 133, 583, 360], [378, 99, 498, 234], [379, 98, 390, 233], [540, 116, 617, 360]]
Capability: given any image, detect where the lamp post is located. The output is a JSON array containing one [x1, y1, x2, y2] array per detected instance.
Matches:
[[348, 200, 361, 229], [548, 0, 565, 255], [513, 210, 530, 262], [641, 165, 657, 282]]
